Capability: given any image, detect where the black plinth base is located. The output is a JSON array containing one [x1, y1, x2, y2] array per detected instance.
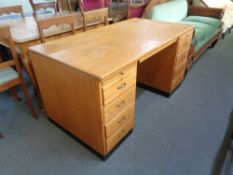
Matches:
[[48, 118, 133, 161]]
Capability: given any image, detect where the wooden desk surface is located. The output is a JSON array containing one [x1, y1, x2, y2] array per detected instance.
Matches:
[[30, 18, 193, 80]]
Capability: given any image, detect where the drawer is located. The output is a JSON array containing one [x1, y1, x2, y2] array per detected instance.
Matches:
[[106, 117, 134, 152], [171, 72, 184, 91], [102, 67, 137, 105], [175, 50, 189, 66], [177, 30, 193, 53], [102, 64, 137, 88], [105, 103, 135, 138], [173, 60, 186, 78], [104, 86, 136, 124]]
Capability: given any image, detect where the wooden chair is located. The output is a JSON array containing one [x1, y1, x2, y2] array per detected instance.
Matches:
[[57, 0, 72, 13], [0, 26, 37, 118], [37, 13, 76, 43], [29, 0, 58, 17], [78, 0, 108, 31], [127, 0, 150, 18], [0, 5, 24, 19]]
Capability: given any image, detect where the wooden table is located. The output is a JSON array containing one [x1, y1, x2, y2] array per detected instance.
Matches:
[[29, 18, 194, 159], [0, 13, 110, 87]]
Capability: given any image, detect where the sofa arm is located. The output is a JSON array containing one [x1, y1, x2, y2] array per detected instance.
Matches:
[[188, 6, 224, 19]]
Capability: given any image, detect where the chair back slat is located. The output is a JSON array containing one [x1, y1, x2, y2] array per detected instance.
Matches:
[[29, 0, 58, 17], [57, 0, 72, 12], [78, 0, 108, 31], [0, 5, 24, 18], [0, 60, 15, 69], [37, 13, 76, 43]]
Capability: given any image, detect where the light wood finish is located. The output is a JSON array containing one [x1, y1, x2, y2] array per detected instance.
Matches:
[[29, 19, 194, 156], [29, 0, 58, 17], [0, 5, 24, 18], [0, 14, 108, 89], [137, 28, 194, 94], [102, 65, 136, 105], [37, 13, 76, 43], [105, 103, 135, 138], [57, 0, 72, 13], [78, 0, 108, 31], [106, 117, 134, 152], [104, 86, 136, 123], [0, 26, 37, 118]]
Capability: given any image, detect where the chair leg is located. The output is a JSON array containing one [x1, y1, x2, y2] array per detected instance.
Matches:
[[10, 87, 21, 101], [20, 82, 37, 118]]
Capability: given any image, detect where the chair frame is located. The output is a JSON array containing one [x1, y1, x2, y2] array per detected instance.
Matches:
[[37, 13, 76, 43], [127, 0, 149, 19], [0, 26, 37, 118], [0, 5, 24, 18], [29, 0, 58, 17], [77, 0, 108, 31], [57, 0, 72, 12]]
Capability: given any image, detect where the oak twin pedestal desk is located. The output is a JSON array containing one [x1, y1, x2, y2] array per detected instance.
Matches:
[[29, 19, 194, 159]]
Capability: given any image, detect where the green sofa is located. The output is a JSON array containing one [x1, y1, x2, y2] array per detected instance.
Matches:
[[146, 0, 223, 68]]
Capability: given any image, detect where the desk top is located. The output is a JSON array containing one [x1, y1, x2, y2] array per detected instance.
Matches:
[[30, 18, 194, 80]]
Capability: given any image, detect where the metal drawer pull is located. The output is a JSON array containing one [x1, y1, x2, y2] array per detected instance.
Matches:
[[118, 116, 126, 124], [116, 100, 126, 108], [117, 129, 126, 138], [117, 82, 126, 90]]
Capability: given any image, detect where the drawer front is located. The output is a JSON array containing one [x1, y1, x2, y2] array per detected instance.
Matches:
[[102, 68, 137, 105], [102, 64, 137, 88], [178, 30, 193, 53], [105, 103, 135, 138], [104, 86, 136, 124], [171, 72, 184, 91], [173, 60, 186, 78], [176, 50, 189, 67], [106, 117, 134, 152]]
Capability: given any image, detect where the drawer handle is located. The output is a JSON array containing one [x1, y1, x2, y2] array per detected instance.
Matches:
[[117, 129, 126, 138], [117, 82, 126, 90], [116, 100, 126, 108], [118, 116, 126, 124], [120, 71, 124, 76]]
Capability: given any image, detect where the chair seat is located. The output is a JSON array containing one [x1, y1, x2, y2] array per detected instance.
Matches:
[[0, 67, 19, 85]]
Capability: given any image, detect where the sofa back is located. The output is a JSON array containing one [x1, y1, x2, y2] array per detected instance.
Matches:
[[148, 0, 188, 22], [142, 0, 169, 18]]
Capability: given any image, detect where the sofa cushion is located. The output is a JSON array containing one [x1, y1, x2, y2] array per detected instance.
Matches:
[[180, 21, 220, 52], [148, 0, 188, 22], [183, 16, 222, 28]]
